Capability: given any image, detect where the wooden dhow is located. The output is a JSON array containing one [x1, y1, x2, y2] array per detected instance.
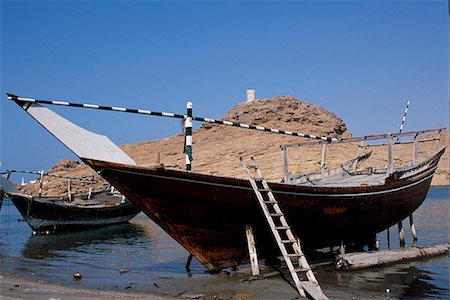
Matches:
[[1, 170, 140, 233], [83, 145, 444, 270], [8, 94, 446, 270], [7, 190, 140, 233]]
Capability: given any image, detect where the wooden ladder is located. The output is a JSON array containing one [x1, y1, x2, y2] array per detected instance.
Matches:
[[240, 157, 328, 300]]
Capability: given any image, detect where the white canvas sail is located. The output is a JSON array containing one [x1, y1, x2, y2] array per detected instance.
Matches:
[[19, 102, 136, 165], [0, 175, 19, 194]]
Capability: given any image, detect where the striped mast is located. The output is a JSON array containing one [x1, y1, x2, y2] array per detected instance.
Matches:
[[397, 100, 410, 141], [7, 93, 339, 143], [184, 102, 194, 270], [184, 102, 193, 171]]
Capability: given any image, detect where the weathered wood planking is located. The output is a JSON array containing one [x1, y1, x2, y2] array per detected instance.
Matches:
[[336, 243, 449, 271], [245, 225, 260, 276]]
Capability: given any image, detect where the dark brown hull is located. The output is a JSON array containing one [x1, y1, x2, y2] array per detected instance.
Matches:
[[10, 193, 141, 232], [84, 148, 444, 270]]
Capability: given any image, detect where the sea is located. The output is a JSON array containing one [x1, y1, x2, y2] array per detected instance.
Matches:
[[0, 186, 448, 299]]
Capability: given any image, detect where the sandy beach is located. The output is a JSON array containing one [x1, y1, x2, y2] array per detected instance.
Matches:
[[0, 267, 301, 300], [0, 266, 379, 300]]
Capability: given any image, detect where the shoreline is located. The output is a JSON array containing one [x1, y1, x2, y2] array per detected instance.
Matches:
[[0, 267, 302, 300], [2, 248, 448, 299], [0, 267, 378, 300], [0, 272, 171, 300]]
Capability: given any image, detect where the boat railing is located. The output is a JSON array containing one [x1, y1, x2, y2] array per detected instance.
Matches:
[[0, 170, 109, 200], [280, 128, 445, 183]]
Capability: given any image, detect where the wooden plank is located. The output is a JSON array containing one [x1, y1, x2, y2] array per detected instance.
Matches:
[[398, 220, 405, 247], [67, 179, 72, 201], [335, 244, 449, 271], [245, 225, 260, 276], [301, 281, 329, 300], [412, 134, 419, 164], [388, 135, 395, 174], [409, 214, 418, 242], [320, 143, 327, 174], [281, 145, 289, 183]]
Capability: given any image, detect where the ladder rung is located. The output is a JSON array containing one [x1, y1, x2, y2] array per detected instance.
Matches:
[[250, 177, 263, 181], [275, 226, 290, 230], [270, 213, 283, 217], [293, 267, 311, 273], [286, 253, 303, 257], [281, 239, 296, 243], [264, 200, 277, 204], [258, 188, 271, 192], [245, 164, 257, 169]]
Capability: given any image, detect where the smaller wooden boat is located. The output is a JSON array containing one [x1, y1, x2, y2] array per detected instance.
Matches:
[[1, 173, 140, 233], [8, 189, 141, 233]]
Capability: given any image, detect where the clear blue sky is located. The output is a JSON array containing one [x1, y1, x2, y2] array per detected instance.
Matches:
[[1, 0, 448, 180]]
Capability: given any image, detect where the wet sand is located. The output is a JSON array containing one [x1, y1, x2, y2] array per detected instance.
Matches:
[[0, 267, 298, 300], [1, 265, 392, 300]]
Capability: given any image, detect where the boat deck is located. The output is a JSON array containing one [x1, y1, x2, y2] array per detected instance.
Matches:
[[293, 171, 388, 187], [43, 194, 127, 208]]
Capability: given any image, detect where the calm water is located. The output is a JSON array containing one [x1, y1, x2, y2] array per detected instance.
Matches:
[[0, 186, 448, 298]]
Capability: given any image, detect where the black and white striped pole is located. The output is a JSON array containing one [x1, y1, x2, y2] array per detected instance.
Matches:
[[7, 93, 339, 143], [184, 102, 193, 171], [184, 102, 194, 271], [397, 100, 410, 141]]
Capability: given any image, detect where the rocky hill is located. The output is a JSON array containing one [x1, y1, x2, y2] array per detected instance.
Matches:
[[18, 96, 449, 196]]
